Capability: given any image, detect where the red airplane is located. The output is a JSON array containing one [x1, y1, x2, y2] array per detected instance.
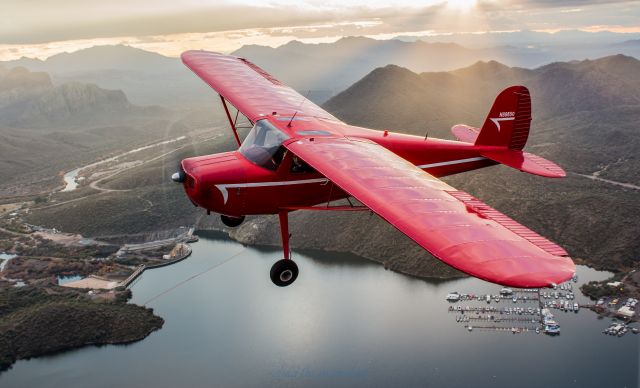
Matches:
[[173, 50, 575, 288]]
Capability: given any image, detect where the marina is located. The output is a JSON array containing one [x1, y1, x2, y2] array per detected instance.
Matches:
[[445, 275, 637, 336]]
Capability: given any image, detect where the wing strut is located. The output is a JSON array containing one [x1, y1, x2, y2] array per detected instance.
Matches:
[[220, 94, 242, 147]]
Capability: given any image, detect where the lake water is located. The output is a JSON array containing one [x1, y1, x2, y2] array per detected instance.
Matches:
[[61, 169, 80, 192], [57, 275, 84, 285], [0, 253, 17, 272], [1, 232, 638, 388]]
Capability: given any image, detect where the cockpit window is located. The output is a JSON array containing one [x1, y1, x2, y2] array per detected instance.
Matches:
[[239, 120, 290, 170]]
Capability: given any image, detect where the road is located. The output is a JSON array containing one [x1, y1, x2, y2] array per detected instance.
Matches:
[[573, 173, 640, 190]]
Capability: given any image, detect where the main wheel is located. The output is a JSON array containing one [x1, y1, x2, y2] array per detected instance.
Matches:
[[270, 259, 299, 287], [221, 215, 245, 227]]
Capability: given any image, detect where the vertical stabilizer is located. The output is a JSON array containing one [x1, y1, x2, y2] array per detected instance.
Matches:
[[475, 85, 531, 150]]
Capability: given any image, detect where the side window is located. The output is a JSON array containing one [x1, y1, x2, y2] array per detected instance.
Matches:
[[290, 155, 315, 173]]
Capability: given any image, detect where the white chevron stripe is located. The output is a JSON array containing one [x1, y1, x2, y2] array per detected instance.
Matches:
[[417, 157, 486, 169], [215, 178, 329, 204]]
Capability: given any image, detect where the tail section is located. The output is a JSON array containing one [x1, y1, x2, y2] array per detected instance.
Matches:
[[451, 85, 566, 178], [475, 85, 531, 150]]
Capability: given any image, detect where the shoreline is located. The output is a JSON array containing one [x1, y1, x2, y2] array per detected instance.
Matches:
[[120, 243, 193, 289]]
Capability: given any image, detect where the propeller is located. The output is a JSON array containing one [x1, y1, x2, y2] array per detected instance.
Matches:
[[171, 163, 185, 183]]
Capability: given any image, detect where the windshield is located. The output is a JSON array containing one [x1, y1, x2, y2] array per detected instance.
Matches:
[[239, 120, 289, 170]]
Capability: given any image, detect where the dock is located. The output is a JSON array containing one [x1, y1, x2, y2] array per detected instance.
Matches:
[[447, 279, 581, 335], [120, 243, 193, 288], [62, 239, 195, 290], [116, 228, 197, 257]]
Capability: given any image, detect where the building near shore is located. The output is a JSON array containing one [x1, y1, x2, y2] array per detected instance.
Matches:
[[617, 306, 635, 318], [61, 275, 120, 290]]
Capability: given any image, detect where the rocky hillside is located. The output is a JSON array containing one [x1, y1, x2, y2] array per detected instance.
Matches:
[[0, 66, 52, 100], [0, 67, 165, 127], [0, 287, 163, 372], [2, 45, 217, 107], [2, 82, 135, 127], [0, 67, 177, 196]]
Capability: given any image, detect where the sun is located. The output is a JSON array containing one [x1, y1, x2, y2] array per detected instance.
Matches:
[[446, 0, 477, 11]]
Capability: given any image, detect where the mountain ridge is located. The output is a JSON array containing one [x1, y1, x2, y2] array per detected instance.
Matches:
[[0, 66, 177, 195]]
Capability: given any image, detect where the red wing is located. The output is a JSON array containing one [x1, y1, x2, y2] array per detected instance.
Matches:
[[181, 50, 339, 123], [284, 137, 575, 288]]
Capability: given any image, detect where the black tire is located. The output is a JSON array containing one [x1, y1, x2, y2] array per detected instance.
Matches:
[[270, 259, 299, 287], [221, 215, 245, 227]]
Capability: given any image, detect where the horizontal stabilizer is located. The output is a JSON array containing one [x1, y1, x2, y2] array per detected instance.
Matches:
[[451, 124, 479, 143], [481, 149, 566, 178]]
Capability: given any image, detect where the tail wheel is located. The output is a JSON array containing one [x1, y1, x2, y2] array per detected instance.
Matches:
[[270, 259, 299, 287], [221, 215, 245, 227]]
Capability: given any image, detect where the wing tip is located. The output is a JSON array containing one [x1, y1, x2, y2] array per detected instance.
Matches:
[[498, 257, 576, 288], [180, 50, 226, 63]]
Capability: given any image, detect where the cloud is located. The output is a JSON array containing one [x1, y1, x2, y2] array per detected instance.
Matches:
[[1, 3, 339, 44], [481, 0, 633, 7], [1, 0, 638, 58], [3, 0, 638, 45]]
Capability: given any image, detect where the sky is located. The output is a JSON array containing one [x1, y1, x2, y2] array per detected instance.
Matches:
[[1, 0, 639, 60]]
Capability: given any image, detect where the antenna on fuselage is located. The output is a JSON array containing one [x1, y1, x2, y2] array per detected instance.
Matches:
[[287, 111, 298, 127], [287, 90, 311, 127], [424, 130, 429, 141]]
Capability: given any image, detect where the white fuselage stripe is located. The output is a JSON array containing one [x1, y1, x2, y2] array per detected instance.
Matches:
[[215, 157, 486, 204], [417, 157, 486, 169], [215, 178, 329, 204]]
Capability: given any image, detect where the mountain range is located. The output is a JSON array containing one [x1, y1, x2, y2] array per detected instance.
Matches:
[[3, 31, 639, 107], [0, 66, 180, 196], [233, 35, 640, 103], [3, 46, 216, 108], [397, 30, 640, 48]]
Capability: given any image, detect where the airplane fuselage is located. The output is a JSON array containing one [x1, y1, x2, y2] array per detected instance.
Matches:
[[179, 115, 498, 217]]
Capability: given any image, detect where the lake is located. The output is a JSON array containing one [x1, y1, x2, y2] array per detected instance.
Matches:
[[0, 253, 17, 272], [61, 168, 81, 192], [1, 232, 638, 388]]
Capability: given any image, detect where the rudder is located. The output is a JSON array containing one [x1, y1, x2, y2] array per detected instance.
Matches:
[[475, 86, 531, 150]]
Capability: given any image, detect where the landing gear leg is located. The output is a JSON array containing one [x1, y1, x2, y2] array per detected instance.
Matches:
[[270, 211, 298, 287]]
